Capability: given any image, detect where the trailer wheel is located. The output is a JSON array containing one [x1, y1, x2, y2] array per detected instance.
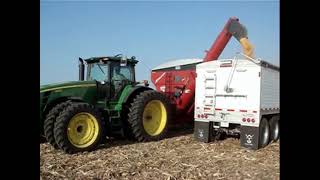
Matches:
[[43, 101, 72, 149], [54, 103, 105, 154], [127, 90, 172, 142], [259, 117, 270, 148], [269, 115, 280, 142], [213, 129, 227, 141]]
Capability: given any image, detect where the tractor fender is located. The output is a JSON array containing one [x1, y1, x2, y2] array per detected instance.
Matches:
[[67, 96, 86, 102], [42, 96, 88, 117], [123, 86, 154, 104]]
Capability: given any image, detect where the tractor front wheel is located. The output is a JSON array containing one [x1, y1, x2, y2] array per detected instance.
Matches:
[[54, 103, 105, 154], [127, 90, 172, 142]]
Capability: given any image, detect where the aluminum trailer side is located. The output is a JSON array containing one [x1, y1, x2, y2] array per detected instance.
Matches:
[[194, 58, 279, 149]]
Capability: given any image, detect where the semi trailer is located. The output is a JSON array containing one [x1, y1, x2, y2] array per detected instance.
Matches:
[[194, 54, 279, 149]]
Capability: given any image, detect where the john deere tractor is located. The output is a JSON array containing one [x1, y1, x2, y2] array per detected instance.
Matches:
[[40, 55, 172, 154]]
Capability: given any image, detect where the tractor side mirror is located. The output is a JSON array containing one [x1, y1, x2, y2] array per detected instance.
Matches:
[[136, 80, 149, 87], [144, 80, 149, 87]]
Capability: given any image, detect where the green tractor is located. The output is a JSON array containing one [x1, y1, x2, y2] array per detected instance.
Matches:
[[40, 55, 172, 154]]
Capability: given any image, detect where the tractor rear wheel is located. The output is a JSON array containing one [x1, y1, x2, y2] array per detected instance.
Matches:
[[44, 101, 72, 149], [127, 90, 172, 142], [54, 103, 105, 154]]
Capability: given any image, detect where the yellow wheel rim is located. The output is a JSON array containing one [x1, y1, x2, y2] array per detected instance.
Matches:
[[67, 112, 100, 148], [143, 100, 167, 136]]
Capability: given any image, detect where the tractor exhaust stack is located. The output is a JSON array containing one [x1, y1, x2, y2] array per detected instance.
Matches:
[[78, 57, 85, 81]]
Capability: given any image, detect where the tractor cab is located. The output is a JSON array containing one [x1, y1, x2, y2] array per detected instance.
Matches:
[[80, 55, 139, 100], [82, 55, 137, 82]]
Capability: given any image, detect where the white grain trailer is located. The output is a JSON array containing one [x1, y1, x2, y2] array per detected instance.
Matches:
[[194, 57, 279, 149]]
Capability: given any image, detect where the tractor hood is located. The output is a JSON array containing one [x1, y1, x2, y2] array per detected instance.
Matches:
[[40, 81, 96, 93]]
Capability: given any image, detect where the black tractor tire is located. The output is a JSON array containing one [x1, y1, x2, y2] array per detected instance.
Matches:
[[259, 117, 270, 148], [43, 101, 72, 149], [127, 90, 172, 142], [122, 90, 153, 140], [54, 102, 105, 154], [269, 115, 280, 142]]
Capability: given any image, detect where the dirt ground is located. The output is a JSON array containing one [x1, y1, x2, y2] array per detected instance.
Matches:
[[40, 127, 279, 180]]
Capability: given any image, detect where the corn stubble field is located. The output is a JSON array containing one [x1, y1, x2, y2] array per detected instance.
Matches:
[[40, 126, 279, 180]]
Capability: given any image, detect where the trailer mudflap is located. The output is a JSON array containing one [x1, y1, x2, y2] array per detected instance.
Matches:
[[240, 126, 259, 150], [194, 120, 213, 143]]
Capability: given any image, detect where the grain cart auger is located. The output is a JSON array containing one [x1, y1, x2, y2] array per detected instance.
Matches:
[[40, 55, 172, 154], [151, 17, 254, 123]]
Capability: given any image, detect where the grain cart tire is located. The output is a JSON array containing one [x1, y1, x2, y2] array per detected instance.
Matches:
[[269, 115, 280, 142], [127, 90, 172, 142], [44, 101, 72, 149], [54, 103, 105, 154], [259, 117, 270, 148]]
